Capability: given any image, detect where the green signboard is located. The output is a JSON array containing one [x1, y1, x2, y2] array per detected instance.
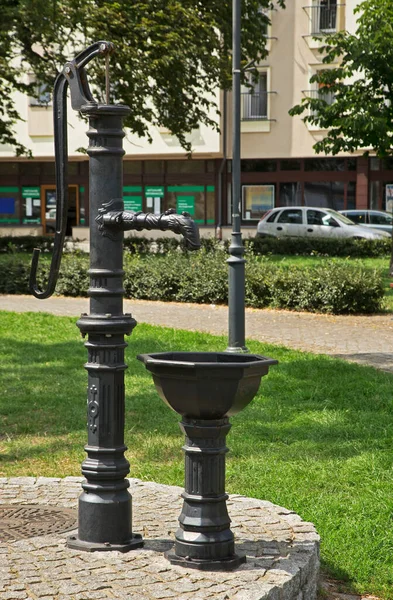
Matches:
[[124, 185, 142, 193], [177, 195, 195, 215], [145, 186, 164, 197], [124, 186, 143, 212], [168, 185, 204, 193], [0, 187, 18, 193], [124, 196, 143, 211], [22, 187, 40, 198]]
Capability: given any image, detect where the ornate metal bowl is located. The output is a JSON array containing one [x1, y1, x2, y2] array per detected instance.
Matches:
[[137, 351, 278, 419]]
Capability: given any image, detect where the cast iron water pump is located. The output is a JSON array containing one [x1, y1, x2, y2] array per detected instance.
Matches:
[[29, 41, 200, 552]]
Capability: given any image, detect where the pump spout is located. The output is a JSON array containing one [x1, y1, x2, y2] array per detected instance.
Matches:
[[96, 206, 201, 251]]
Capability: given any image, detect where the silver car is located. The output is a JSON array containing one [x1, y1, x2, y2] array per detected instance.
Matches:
[[339, 209, 393, 235], [257, 207, 391, 240]]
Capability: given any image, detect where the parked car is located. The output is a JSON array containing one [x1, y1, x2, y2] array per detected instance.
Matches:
[[256, 207, 391, 240], [339, 209, 393, 235]]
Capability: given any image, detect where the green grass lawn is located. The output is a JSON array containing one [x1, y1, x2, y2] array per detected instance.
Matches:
[[1, 311, 393, 597]]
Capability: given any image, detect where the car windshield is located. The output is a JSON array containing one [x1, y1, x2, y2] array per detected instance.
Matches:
[[325, 209, 355, 225]]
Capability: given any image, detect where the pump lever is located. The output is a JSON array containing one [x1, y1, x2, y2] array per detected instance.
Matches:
[[29, 41, 114, 299]]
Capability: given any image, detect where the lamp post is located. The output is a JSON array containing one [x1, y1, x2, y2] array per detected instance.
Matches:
[[226, 0, 248, 354]]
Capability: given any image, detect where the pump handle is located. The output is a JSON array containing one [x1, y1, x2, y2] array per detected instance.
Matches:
[[29, 41, 114, 299]]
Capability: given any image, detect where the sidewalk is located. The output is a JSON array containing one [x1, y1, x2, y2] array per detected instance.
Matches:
[[1, 294, 393, 372]]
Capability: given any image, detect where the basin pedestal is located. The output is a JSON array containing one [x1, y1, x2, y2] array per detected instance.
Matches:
[[167, 417, 245, 570]]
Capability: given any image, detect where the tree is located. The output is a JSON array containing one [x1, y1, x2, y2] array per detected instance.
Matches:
[[289, 0, 393, 274], [1, 0, 284, 155], [289, 0, 393, 157]]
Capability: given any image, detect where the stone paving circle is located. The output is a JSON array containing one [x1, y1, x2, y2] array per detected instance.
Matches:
[[0, 476, 320, 600]]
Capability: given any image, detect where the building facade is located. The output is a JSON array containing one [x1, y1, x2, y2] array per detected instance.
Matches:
[[0, 0, 391, 239]]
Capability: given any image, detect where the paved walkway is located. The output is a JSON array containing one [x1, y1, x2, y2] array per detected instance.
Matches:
[[1, 294, 393, 372], [0, 477, 320, 600]]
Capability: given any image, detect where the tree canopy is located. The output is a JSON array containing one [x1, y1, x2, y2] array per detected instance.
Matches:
[[1, 0, 284, 155], [289, 0, 393, 157]]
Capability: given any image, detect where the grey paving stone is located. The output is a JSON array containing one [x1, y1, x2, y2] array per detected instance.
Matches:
[[0, 477, 319, 600]]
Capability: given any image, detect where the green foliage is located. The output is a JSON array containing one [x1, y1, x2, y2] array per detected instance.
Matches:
[[0, 236, 54, 254], [1, 0, 285, 155], [0, 251, 384, 314], [246, 235, 391, 258], [289, 0, 393, 157], [267, 260, 384, 314], [123, 235, 228, 255]]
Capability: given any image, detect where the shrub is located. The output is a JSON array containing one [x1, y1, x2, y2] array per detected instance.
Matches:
[[0, 235, 54, 254], [0, 252, 385, 314], [267, 260, 384, 314], [2, 234, 390, 259], [245, 236, 391, 258]]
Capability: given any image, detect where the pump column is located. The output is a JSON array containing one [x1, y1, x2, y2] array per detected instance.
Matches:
[[67, 103, 143, 552]]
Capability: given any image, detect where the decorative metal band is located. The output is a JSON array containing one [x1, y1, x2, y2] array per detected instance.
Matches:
[[88, 269, 125, 277], [88, 287, 126, 296]]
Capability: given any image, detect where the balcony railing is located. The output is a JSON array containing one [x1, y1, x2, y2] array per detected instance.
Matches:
[[307, 3, 342, 34], [241, 92, 268, 121]]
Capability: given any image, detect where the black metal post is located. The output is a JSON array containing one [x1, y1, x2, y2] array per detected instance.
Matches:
[[166, 417, 246, 571], [67, 104, 143, 552], [227, 0, 248, 353]]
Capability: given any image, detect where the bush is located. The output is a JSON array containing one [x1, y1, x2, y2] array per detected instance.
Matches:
[[2, 234, 390, 259], [265, 261, 384, 314], [245, 235, 391, 258], [0, 235, 55, 254], [0, 252, 385, 314]]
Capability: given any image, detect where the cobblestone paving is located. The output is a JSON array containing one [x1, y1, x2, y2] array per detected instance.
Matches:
[[1, 295, 392, 373], [0, 477, 319, 600]]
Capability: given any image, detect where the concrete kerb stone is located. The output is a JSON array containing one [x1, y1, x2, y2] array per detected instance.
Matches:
[[0, 477, 320, 600]]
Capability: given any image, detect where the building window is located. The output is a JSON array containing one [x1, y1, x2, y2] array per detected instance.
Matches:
[[167, 185, 211, 225], [304, 158, 345, 171], [124, 161, 142, 175], [242, 184, 275, 220], [241, 72, 268, 121], [369, 181, 380, 211], [29, 82, 51, 107], [241, 159, 277, 172], [280, 160, 301, 171], [145, 160, 165, 175], [304, 181, 344, 210], [310, 0, 338, 35], [279, 183, 302, 206], [167, 160, 205, 174], [347, 182, 356, 209], [258, 5, 270, 36]]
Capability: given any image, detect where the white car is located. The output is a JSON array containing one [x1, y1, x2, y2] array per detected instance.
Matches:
[[339, 209, 393, 235], [257, 207, 391, 240]]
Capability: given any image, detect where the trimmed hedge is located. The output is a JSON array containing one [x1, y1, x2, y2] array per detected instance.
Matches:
[[246, 235, 392, 258], [0, 234, 390, 258], [0, 235, 55, 254], [0, 251, 384, 314]]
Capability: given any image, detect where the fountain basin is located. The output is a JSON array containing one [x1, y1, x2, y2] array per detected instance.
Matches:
[[137, 351, 278, 419]]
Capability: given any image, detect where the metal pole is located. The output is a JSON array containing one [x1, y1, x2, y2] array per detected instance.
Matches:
[[226, 0, 248, 353]]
